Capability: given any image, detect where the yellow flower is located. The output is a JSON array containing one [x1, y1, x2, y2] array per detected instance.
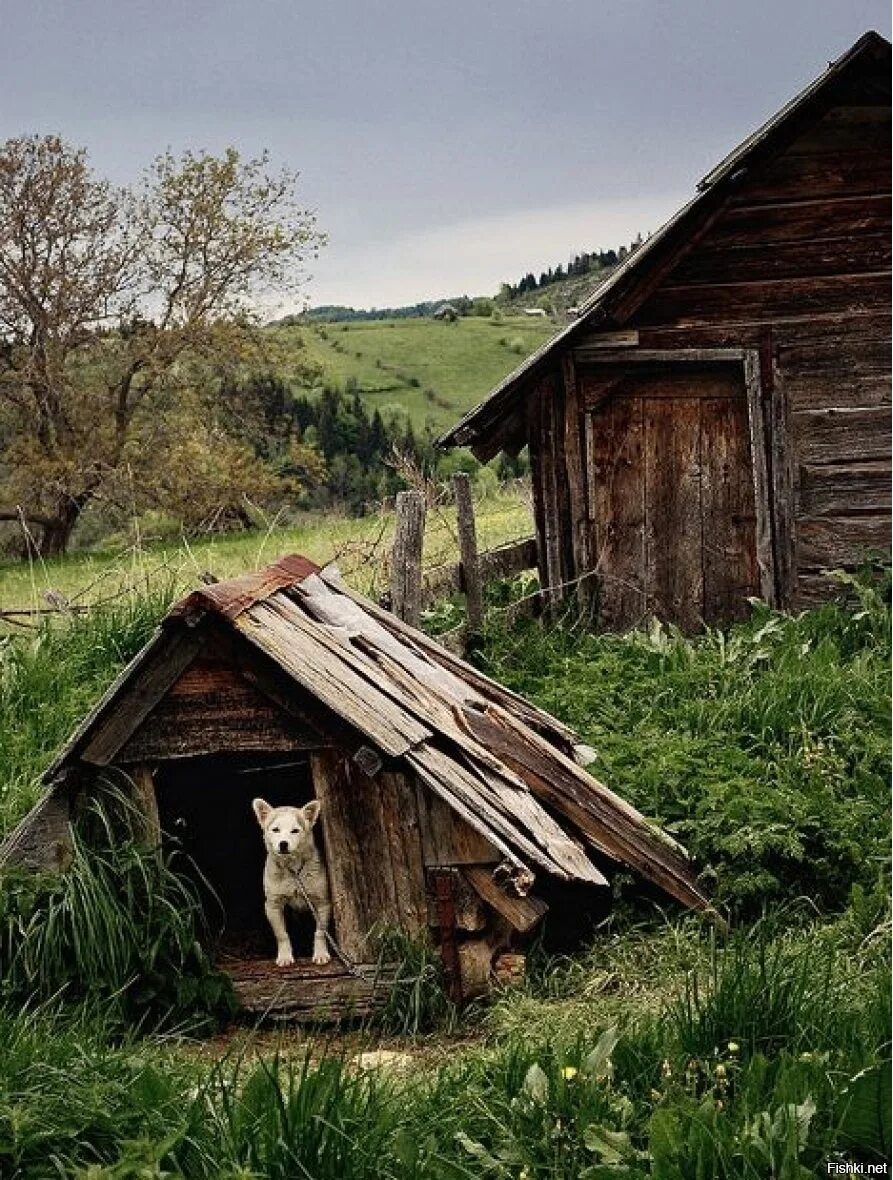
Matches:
[[561, 1066, 578, 1080], [715, 1064, 727, 1078], [727, 1041, 740, 1054]]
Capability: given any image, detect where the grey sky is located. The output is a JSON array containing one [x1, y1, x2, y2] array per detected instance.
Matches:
[[3, 1, 890, 310]]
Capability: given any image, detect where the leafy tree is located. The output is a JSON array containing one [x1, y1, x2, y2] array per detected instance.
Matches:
[[0, 135, 323, 554]]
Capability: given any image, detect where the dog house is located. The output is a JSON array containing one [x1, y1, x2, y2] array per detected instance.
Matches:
[[1, 556, 708, 1018]]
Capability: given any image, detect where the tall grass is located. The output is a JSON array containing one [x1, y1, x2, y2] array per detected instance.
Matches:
[[0, 585, 175, 836], [0, 916, 887, 1177], [0, 792, 234, 1034], [478, 571, 891, 916]]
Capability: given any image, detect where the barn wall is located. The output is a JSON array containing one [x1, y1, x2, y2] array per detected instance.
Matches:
[[601, 88, 891, 609]]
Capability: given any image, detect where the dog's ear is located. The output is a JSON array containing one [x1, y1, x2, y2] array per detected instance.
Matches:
[[302, 800, 321, 827], [252, 798, 273, 826]]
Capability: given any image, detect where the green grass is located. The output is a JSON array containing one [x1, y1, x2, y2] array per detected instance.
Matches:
[[0, 916, 887, 1177], [0, 557, 888, 1177], [477, 575, 891, 917], [271, 315, 555, 431], [0, 486, 532, 612]]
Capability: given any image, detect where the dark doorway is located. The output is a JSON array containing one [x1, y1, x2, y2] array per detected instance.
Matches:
[[154, 754, 316, 952]]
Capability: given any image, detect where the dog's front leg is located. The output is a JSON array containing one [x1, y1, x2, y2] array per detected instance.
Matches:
[[265, 899, 294, 967], [312, 900, 332, 965]]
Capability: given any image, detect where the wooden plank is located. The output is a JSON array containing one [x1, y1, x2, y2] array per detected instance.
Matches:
[[784, 105, 892, 154], [416, 781, 498, 866], [793, 406, 892, 465], [453, 473, 483, 632], [561, 353, 594, 609], [224, 957, 396, 1020], [463, 865, 548, 934], [767, 337, 796, 609], [459, 706, 709, 913], [576, 346, 745, 365], [700, 394, 760, 623], [587, 395, 647, 629], [634, 273, 890, 329], [638, 310, 888, 350], [712, 193, 891, 247], [310, 750, 393, 961], [235, 600, 432, 757], [80, 625, 208, 766], [743, 350, 776, 604], [129, 764, 161, 845], [739, 147, 890, 201], [0, 779, 72, 871], [672, 233, 891, 285], [797, 461, 892, 516], [319, 568, 581, 750], [796, 515, 891, 569], [536, 372, 568, 602], [117, 659, 324, 761], [377, 769, 428, 937], [643, 396, 703, 630]]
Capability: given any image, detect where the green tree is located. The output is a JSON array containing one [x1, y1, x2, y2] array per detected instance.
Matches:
[[0, 135, 323, 554]]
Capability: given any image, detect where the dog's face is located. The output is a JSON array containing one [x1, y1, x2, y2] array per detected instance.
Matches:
[[252, 798, 321, 858]]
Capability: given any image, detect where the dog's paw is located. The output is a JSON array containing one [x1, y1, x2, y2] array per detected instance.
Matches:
[[276, 950, 295, 968], [312, 948, 331, 965]]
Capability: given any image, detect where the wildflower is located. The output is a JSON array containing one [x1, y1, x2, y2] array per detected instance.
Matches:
[[650, 1088, 663, 1102], [661, 1059, 673, 1079], [727, 1041, 740, 1054], [561, 1066, 578, 1080], [715, 1064, 727, 1078]]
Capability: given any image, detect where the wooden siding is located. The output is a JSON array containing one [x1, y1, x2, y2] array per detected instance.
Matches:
[[311, 751, 428, 961], [527, 83, 889, 622], [117, 649, 325, 761], [621, 90, 891, 610]]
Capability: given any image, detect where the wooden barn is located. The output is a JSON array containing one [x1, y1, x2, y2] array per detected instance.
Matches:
[[1, 557, 707, 1019], [438, 31, 891, 630]]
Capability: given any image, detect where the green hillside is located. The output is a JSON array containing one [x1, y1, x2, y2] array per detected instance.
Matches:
[[269, 314, 556, 432]]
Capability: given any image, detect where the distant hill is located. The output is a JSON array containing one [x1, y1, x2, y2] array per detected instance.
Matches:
[[267, 314, 555, 433]]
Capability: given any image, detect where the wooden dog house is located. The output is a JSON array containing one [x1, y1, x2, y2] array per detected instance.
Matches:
[[438, 32, 891, 629], [1, 556, 708, 1017]]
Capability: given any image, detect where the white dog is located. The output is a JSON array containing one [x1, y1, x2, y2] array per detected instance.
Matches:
[[252, 798, 332, 967]]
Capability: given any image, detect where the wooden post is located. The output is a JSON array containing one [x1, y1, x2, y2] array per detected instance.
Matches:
[[390, 490, 426, 627], [453, 473, 483, 633], [129, 764, 161, 846]]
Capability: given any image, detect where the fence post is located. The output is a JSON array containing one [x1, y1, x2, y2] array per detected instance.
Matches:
[[390, 489, 426, 626], [453, 473, 483, 634]]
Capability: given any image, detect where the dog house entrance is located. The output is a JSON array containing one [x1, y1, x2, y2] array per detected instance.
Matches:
[[154, 753, 317, 957]]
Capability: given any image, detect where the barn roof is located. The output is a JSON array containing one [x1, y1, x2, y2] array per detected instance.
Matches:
[[436, 30, 890, 456], [29, 556, 708, 911]]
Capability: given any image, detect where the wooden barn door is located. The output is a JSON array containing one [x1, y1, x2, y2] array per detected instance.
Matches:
[[584, 362, 760, 630]]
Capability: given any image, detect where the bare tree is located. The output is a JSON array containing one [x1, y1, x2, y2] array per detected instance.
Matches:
[[0, 135, 323, 554]]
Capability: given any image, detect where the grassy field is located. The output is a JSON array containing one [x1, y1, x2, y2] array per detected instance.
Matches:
[[0, 556, 888, 1175], [0, 486, 533, 613], [270, 314, 556, 432]]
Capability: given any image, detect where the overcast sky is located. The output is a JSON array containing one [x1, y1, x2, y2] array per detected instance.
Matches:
[[3, 1, 890, 310]]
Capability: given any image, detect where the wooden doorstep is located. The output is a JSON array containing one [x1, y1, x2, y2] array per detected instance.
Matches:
[[223, 956, 399, 1020]]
